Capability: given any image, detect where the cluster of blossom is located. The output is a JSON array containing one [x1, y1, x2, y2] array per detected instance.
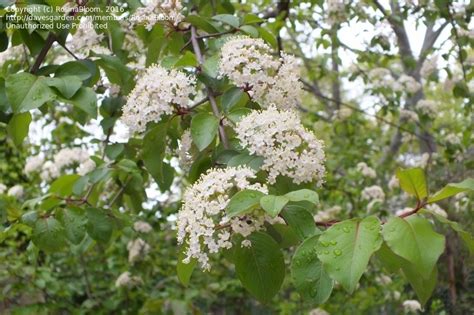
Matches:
[[121, 65, 195, 134], [133, 221, 153, 233], [356, 162, 376, 178], [445, 133, 461, 145], [308, 308, 330, 315], [425, 204, 447, 218], [127, 238, 151, 264], [177, 130, 194, 171], [388, 175, 399, 190], [458, 28, 474, 40], [25, 148, 95, 181], [177, 167, 268, 270], [420, 55, 438, 78], [115, 271, 143, 288], [131, 0, 184, 30], [235, 106, 326, 185], [361, 185, 385, 202], [314, 205, 342, 222], [332, 108, 352, 120], [219, 37, 302, 109], [368, 69, 421, 94], [326, 0, 346, 26], [415, 99, 438, 118], [69, 17, 111, 58], [0, 184, 24, 198], [402, 300, 422, 313], [399, 109, 419, 123], [375, 274, 392, 285]]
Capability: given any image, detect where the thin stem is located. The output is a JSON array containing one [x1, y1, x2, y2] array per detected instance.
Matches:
[[190, 26, 230, 149], [30, 33, 56, 74]]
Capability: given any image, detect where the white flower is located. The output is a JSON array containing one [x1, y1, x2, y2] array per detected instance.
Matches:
[[115, 271, 142, 288], [24, 155, 45, 176], [235, 107, 326, 185], [308, 308, 330, 315], [395, 207, 412, 216], [395, 75, 421, 94], [314, 205, 341, 222], [375, 274, 392, 285], [402, 300, 422, 313], [178, 129, 193, 171], [368, 67, 394, 89], [7, 185, 24, 198], [415, 100, 437, 118], [425, 204, 447, 218], [400, 109, 419, 123], [133, 221, 153, 233], [361, 185, 385, 202], [393, 291, 401, 300], [446, 133, 461, 145], [40, 161, 60, 181], [457, 28, 474, 39], [326, 0, 346, 26], [388, 175, 399, 190], [333, 108, 353, 120], [69, 16, 111, 58], [219, 36, 302, 109], [127, 238, 150, 264], [77, 159, 96, 176], [177, 167, 268, 270], [0, 183, 7, 194], [356, 162, 376, 178], [131, 0, 184, 30], [420, 55, 438, 78], [121, 65, 195, 134]]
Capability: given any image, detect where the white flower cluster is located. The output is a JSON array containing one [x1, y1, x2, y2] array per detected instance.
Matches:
[[131, 0, 184, 30], [25, 148, 95, 181], [133, 221, 153, 233], [115, 271, 142, 288], [458, 28, 474, 40], [368, 69, 422, 94], [388, 175, 399, 190], [219, 36, 302, 109], [356, 162, 376, 178], [402, 300, 422, 313], [127, 238, 151, 264], [333, 108, 353, 120], [420, 55, 438, 78], [69, 17, 110, 57], [399, 109, 419, 123], [425, 204, 447, 218], [446, 133, 461, 145], [415, 99, 438, 118], [361, 185, 385, 201], [394, 75, 421, 94], [177, 129, 193, 171], [177, 167, 268, 270], [326, 0, 346, 26], [308, 308, 330, 315], [122, 65, 195, 134], [235, 107, 326, 185], [375, 274, 392, 285], [314, 205, 342, 222], [7, 185, 24, 198]]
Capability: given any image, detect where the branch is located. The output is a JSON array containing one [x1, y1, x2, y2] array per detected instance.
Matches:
[[190, 25, 230, 149], [30, 33, 56, 74]]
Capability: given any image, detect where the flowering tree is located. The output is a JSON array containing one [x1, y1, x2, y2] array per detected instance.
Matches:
[[0, 0, 473, 313]]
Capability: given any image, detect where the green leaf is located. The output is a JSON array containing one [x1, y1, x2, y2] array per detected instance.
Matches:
[[60, 87, 97, 118], [396, 168, 428, 201], [240, 25, 259, 37], [260, 195, 289, 218], [221, 86, 249, 112], [226, 152, 263, 170], [191, 112, 219, 151], [226, 189, 265, 217], [427, 212, 474, 255], [6, 72, 56, 113], [185, 15, 219, 33], [234, 232, 285, 303], [382, 215, 445, 279], [45, 75, 82, 99], [174, 51, 198, 68], [32, 217, 67, 252], [242, 14, 264, 25], [376, 242, 403, 274], [316, 216, 382, 293], [280, 205, 318, 240], [143, 123, 168, 189], [258, 27, 277, 48], [55, 61, 93, 81], [57, 207, 87, 245], [177, 246, 196, 286], [7, 112, 31, 146], [285, 189, 319, 205], [49, 174, 80, 197], [427, 178, 474, 203], [86, 208, 113, 243], [401, 259, 438, 306], [291, 235, 334, 304], [212, 14, 240, 28]]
